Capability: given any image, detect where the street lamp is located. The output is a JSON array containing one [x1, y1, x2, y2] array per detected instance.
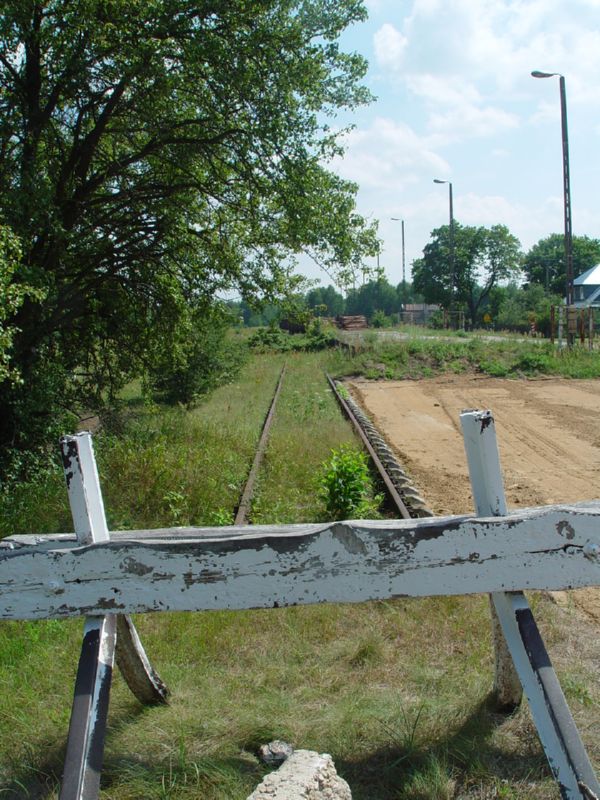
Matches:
[[390, 217, 406, 310], [433, 178, 456, 325], [531, 70, 574, 311]]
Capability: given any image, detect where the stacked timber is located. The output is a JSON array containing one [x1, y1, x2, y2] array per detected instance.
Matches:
[[337, 315, 367, 330]]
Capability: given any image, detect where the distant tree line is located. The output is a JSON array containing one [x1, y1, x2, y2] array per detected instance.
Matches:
[[228, 279, 425, 327], [413, 225, 600, 332], [232, 227, 600, 334]]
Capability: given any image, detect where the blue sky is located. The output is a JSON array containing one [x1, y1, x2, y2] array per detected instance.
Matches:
[[302, 0, 600, 288]]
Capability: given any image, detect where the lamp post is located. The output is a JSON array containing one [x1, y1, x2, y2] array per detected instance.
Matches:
[[531, 71, 574, 314], [433, 178, 456, 326], [390, 217, 406, 312]]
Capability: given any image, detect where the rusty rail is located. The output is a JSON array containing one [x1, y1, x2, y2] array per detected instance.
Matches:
[[234, 364, 286, 525], [326, 373, 412, 520]]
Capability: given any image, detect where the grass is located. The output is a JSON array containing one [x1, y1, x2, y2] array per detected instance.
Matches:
[[1, 346, 599, 798], [331, 334, 600, 381], [250, 351, 360, 523]]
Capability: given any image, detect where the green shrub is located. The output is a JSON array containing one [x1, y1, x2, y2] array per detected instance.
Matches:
[[248, 325, 294, 352], [371, 310, 391, 328], [513, 351, 552, 374], [248, 319, 337, 353], [318, 445, 383, 519], [477, 359, 509, 377], [149, 311, 247, 405]]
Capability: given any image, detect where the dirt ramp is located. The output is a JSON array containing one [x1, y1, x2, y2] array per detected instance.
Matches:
[[349, 374, 600, 621], [349, 375, 600, 516]]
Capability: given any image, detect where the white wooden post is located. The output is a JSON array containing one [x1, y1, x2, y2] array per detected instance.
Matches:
[[59, 433, 168, 800], [461, 410, 600, 800], [61, 433, 168, 705], [60, 433, 116, 800], [460, 409, 522, 709]]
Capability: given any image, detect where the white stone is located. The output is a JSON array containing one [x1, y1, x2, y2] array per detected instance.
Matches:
[[247, 750, 352, 800]]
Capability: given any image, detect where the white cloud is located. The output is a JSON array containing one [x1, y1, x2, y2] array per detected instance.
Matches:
[[405, 74, 481, 108], [373, 23, 408, 71], [403, 73, 519, 143], [333, 117, 449, 190], [428, 104, 518, 143], [373, 1, 600, 129]]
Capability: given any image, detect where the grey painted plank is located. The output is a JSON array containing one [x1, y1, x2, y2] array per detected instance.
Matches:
[[59, 615, 116, 800], [59, 433, 169, 714], [460, 409, 523, 709], [2, 503, 600, 619]]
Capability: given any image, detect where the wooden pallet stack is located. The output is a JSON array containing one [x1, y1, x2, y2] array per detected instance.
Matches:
[[336, 315, 367, 330]]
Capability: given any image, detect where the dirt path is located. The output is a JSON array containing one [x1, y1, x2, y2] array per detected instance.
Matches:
[[348, 374, 600, 620]]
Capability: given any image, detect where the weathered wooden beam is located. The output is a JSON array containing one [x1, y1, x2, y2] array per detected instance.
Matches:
[[59, 615, 116, 800], [60, 433, 168, 705], [59, 434, 115, 800], [2, 503, 600, 620], [460, 409, 523, 709], [461, 410, 600, 799], [493, 591, 600, 800]]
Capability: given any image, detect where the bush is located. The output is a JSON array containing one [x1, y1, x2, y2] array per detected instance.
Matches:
[[371, 310, 392, 328], [149, 311, 247, 405], [248, 319, 337, 353], [514, 351, 553, 374], [248, 325, 293, 352], [318, 445, 383, 519]]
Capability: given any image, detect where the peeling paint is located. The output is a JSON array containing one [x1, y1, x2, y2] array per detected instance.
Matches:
[[121, 556, 153, 576], [331, 524, 368, 556], [556, 520, 575, 540], [59, 437, 80, 491]]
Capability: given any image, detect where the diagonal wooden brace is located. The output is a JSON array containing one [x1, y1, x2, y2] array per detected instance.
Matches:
[[59, 614, 116, 800], [461, 409, 600, 800], [59, 433, 168, 799]]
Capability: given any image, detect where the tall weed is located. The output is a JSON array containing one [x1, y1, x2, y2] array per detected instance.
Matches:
[[318, 445, 383, 519]]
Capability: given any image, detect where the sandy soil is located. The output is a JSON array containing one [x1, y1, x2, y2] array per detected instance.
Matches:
[[348, 374, 600, 620]]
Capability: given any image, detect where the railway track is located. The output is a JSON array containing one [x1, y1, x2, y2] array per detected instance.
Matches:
[[232, 364, 433, 527], [233, 364, 286, 526], [326, 373, 433, 519]]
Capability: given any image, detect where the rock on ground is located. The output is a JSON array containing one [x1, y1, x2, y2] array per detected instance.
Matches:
[[247, 750, 352, 800]]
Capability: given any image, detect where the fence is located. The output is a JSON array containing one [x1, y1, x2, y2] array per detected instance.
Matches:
[[1, 411, 600, 799]]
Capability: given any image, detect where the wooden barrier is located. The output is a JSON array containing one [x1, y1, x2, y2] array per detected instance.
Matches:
[[1, 415, 599, 799]]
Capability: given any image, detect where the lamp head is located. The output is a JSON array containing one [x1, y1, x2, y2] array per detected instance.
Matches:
[[433, 178, 447, 184], [531, 70, 559, 79]]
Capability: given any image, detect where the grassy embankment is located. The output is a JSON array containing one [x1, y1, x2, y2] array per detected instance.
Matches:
[[335, 330, 600, 380], [1, 339, 599, 799]]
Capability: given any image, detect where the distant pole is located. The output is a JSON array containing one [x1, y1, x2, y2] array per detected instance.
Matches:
[[433, 179, 456, 326], [531, 70, 574, 342], [391, 217, 406, 313], [401, 219, 406, 306], [559, 75, 574, 308]]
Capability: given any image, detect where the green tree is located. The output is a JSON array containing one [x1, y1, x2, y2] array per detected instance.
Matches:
[[487, 283, 561, 336], [523, 234, 600, 295], [395, 281, 423, 306], [305, 285, 344, 316], [0, 0, 378, 470], [345, 278, 398, 319], [0, 226, 43, 385], [413, 223, 522, 327]]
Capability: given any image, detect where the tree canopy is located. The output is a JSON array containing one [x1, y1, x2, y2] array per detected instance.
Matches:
[[0, 0, 378, 468], [412, 223, 522, 326], [523, 234, 600, 295], [305, 285, 345, 317], [345, 278, 399, 318]]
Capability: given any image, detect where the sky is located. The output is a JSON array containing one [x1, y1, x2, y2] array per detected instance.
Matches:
[[301, 0, 600, 289]]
